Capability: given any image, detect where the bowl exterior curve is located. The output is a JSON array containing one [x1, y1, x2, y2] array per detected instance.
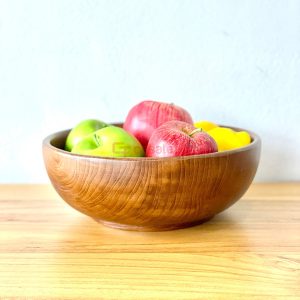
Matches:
[[43, 129, 261, 231]]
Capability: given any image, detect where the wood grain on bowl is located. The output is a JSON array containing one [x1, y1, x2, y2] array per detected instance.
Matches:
[[42, 126, 261, 231]]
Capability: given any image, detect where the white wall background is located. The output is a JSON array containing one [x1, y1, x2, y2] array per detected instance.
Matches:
[[0, 0, 299, 183]]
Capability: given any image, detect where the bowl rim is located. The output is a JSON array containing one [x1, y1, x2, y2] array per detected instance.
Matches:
[[43, 124, 261, 162]]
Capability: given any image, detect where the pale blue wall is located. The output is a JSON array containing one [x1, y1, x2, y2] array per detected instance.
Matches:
[[0, 0, 299, 182]]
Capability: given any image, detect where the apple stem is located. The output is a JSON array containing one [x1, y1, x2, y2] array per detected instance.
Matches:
[[189, 128, 202, 137]]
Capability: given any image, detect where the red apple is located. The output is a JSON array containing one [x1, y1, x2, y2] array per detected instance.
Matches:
[[146, 120, 217, 157], [123, 100, 193, 149]]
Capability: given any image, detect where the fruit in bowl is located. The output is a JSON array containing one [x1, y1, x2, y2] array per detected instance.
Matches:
[[194, 120, 252, 151], [43, 100, 261, 231], [207, 127, 251, 151], [124, 100, 193, 150], [146, 120, 217, 157], [71, 126, 144, 158], [194, 120, 218, 132], [65, 119, 107, 152]]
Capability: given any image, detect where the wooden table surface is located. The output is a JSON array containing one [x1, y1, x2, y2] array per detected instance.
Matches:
[[0, 183, 299, 299]]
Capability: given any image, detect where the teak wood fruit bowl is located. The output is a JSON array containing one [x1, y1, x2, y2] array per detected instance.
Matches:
[[43, 125, 261, 231]]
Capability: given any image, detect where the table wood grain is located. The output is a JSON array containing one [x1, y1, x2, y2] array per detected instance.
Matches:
[[0, 183, 299, 299]]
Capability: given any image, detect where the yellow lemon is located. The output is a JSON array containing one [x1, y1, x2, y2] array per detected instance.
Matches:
[[236, 131, 251, 145], [207, 127, 249, 151], [194, 120, 218, 132]]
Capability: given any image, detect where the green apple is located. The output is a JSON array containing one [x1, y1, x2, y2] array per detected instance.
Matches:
[[71, 126, 145, 157], [65, 119, 108, 151]]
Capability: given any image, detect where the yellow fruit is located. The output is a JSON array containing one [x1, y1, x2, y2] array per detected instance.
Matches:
[[194, 120, 218, 132], [207, 127, 251, 151], [236, 131, 251, 145]]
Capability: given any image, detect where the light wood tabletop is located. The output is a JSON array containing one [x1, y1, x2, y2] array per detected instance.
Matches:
[[0, 183, 299, 299]]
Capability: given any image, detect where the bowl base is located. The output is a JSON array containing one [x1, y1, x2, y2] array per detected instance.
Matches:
[[95, 217, 214, 232]]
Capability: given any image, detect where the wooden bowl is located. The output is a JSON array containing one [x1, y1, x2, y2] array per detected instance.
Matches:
[[43, 125, 261, 231]]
